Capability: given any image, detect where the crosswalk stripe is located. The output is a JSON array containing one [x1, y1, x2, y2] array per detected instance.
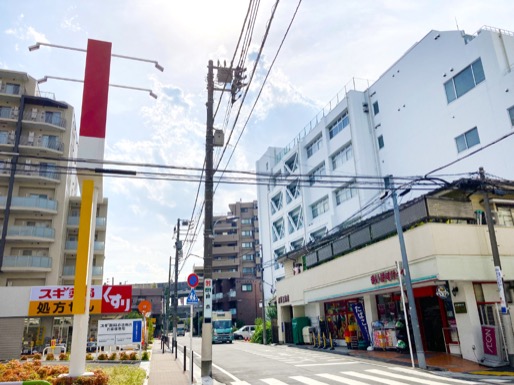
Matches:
[[334, 371, 411, 384], [231, 382, 251, 385], [291, 375, 330, 385], [366, 369, 458, 385], [317, 372, 381, 385], [296, 362, 359, 367], [388, 367, 481, 384], [261, 379, 289, 385]]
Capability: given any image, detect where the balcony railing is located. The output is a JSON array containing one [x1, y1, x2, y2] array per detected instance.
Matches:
[[62, 265, 103, 276], [3, 255, 52, 269], [67, 216, 107, 227], [22, 111, 67, 129], [0, 196, 58, 211], [65, 240, 105, 251], [5, 226, 54, 239], [0, 84, 24, 96]]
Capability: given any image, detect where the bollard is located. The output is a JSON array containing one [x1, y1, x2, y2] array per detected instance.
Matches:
[[190, 349, 194, 384], [175, 340, 178, 359], [183, 346, 187, 372]]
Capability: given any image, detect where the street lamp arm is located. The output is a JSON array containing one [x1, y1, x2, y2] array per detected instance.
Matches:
[[37, 76, 158, 99], [29, 42, 164, 72]]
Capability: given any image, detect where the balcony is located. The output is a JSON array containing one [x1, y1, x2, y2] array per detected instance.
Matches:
[[22, 110, 67, 131], [65, 240, 105, 252], [2, 255, 52, 271], [67, 216, 107, 228], [19, 135, 64, 154], [0, 196, 58, 213], [0, 164, 61, 183], [62, 265, 103, 277], [4, 226, 55, 241], [213, 258, 238, 268]]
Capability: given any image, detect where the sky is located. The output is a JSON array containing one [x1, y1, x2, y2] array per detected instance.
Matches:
[[1, 1, 513, 284]]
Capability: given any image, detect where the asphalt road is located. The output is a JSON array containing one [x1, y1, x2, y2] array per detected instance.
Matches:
[[176, 336, 502, 385]]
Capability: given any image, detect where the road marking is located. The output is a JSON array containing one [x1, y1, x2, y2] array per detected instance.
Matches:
[[367, 369, 468, 385], [290, 376, 330, 385], [388, 367, 481, 384], [295, 362, 359, 367], [261, 379, 289, 385], [325, 371, 410, 384], [231, 382, 251, 385]]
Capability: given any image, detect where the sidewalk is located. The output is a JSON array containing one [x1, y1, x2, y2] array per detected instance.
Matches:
[[145, 338, 190, 385]]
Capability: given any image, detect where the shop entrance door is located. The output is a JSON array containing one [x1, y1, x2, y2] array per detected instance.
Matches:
[[419, 296, 445, 352]]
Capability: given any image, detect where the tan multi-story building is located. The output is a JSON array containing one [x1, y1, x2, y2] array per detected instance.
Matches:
[[0, 69, 108, 357], [211, 200, 263, 326]]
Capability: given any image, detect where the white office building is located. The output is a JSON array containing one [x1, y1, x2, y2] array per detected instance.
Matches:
[[257, 26, 514, 295]]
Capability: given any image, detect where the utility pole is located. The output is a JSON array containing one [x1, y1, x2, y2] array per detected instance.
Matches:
[[384, 175, 426, 369], [174, 219, 182, 359], [202, 60, 245, 383], [261, 265, 267, 345], [163, 255, 171, 353], [479, 167, 514, 366]]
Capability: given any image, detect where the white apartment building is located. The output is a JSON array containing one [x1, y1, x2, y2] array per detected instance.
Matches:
[[0, 69, 108, 359], [256, 26, 514, 295]]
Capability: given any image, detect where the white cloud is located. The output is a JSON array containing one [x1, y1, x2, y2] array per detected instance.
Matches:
[[61, 16, 81, 32]]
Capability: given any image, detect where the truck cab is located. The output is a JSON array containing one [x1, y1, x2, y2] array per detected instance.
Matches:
[[212, 311, 233, 344]]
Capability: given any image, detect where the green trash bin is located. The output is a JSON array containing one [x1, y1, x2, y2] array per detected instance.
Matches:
[[292, 317, 311, 344]]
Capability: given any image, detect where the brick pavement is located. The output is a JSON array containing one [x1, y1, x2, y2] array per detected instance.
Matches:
[[146, 338, 190, 385]]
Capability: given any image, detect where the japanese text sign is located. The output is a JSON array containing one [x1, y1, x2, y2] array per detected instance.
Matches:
[[28, 285, 132, 316]]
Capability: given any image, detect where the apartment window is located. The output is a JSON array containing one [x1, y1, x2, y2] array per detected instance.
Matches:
[[0, 106, 11, 118], [444, 58, 485, 103], [328, 112, 349, 139], [455, 127, 480, 153], [508, 106, 514, 126], [45, 111, 62, 126], [242, 284, 253, 292], [308, 162, 326, 186], [306, 135, 323, 158], [242, 267, 254, 275], [335, 183, 356, 205], [310, 227, 327, 242], [311, 196, 329, 219], [5, 83, 20, 95], [241, 230, 253, 237], [378, 135, 385, 149], [373, 101, 380, 115], [242, 242, 253, 248], [241, 219, 252, 225], [242, 254, 254, 261], [331, 144, 353, 170], [0, 131, 8, 144], [241, 208, 249, 213]]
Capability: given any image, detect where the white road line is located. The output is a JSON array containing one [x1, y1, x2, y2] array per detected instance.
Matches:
[[296, 362, 359, 367], [317, 373, 379, 385], [388, 367, 481, 384], [366, 369, 464, 385], [231, 382, 251, 385], [333, 371, 410, 384], [290, 375, 330, 385], [260, 379, 290, 385]]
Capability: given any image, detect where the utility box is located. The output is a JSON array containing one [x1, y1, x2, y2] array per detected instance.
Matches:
[[292, 317, 311, 344], [213, 129, 224, 147], [302, 326, 312, 344]]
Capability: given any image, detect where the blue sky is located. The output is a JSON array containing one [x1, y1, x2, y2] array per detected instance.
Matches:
[[1, 1, 513, 284]]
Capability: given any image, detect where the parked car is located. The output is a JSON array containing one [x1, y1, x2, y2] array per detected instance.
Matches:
[[86, 341, 98, 352], [234, 325, 256, 340]]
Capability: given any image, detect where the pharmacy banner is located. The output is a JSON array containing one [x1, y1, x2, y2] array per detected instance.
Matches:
[[28, 285, 131, 316], [352, 302, 370, 345]]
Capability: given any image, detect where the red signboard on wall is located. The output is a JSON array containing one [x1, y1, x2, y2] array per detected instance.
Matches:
[[101, 285, 132, 313]]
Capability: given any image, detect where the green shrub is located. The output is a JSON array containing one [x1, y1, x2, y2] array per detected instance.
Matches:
[[129, 352, 138, 360], [86, 353, 94, 361], [45, 353, 55, 361], [108, 352, 117, 361], [33, 353, 42, 360], [52, 368, 109, 385], [97, 353, 108, 361], [119, 352, 129, 361], [20, 355, 28, 361], [141, 351, 150, 361], [58, 352, 69, 361]]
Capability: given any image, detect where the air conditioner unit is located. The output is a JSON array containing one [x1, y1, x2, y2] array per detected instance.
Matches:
[[31, 108, 38, 119], [362, 102, 369, 113]]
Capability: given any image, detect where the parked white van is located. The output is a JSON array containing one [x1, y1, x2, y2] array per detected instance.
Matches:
[[234, 325, 256, 340]]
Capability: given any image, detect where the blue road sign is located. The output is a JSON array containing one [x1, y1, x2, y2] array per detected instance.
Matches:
[[187, 288, 199, 304], [133, 319, 142, 342]]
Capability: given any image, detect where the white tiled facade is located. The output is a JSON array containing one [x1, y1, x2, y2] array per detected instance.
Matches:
[[257, 26, 514, 295]]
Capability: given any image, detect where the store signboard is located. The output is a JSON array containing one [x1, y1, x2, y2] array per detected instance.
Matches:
[[28, 285, 132, 316], [204, 278, 213, 320]]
